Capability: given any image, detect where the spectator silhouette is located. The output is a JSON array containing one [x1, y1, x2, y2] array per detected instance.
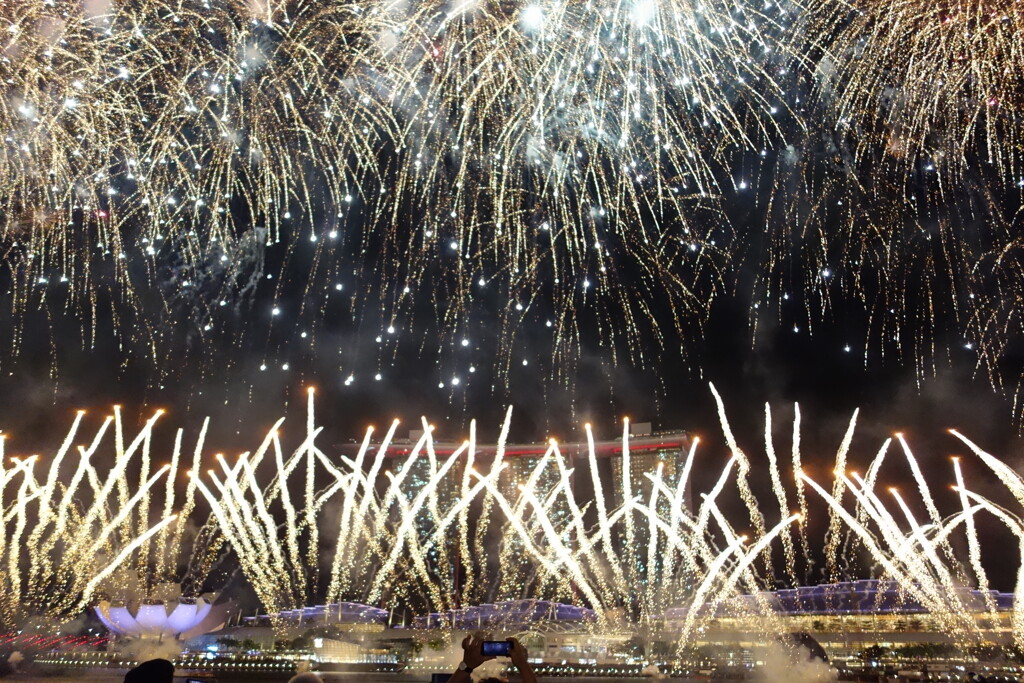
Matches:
[[288, 674, 322, 683], [124, 658, 174, 683], [449, 634, 537, 683]]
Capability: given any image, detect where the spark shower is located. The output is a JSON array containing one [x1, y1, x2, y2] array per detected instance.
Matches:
[[1, 0, 1022, 408], [3, 387, 1024, 651]]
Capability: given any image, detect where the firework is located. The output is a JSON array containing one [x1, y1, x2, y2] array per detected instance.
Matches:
[[185, 388, 1024, 650], [0, 0, 787, 379], [0, 409, 182, 629], [802, 0, 1022, 182], [2, 0, 1024, 411], [10, 389, 1024, 652]]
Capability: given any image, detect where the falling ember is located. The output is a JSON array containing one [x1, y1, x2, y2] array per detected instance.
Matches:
[[3, 0, 1020, 412]]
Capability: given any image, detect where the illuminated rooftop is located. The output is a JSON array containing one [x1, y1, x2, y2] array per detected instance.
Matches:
[[413, 599, 597, 629], [665, 579, 1015, 620]]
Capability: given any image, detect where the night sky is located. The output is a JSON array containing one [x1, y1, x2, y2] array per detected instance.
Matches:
[[3, 197, 1023, 533], [2, 0, 1024, 594], [2, 152, 1021, 456], [5, 256, 1024, 591], [3, 146, 1023, 498]]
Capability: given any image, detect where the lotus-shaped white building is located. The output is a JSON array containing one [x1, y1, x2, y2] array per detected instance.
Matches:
[[94, 597, 231, 641]]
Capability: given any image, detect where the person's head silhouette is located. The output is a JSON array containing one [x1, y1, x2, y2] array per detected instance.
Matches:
[[124, 658, 174, 683]]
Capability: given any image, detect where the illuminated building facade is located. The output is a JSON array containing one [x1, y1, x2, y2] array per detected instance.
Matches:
[[665, 579, 1017, 662]]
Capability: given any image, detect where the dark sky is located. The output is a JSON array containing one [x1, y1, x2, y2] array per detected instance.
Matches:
[[5, 269, 1024, 594], [2, 14, 1020, 465], [2, 30, 1023, 594], [2, 258, 1020, 490]]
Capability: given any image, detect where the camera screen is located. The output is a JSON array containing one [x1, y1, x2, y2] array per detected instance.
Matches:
[[481, 640, 512, 656]]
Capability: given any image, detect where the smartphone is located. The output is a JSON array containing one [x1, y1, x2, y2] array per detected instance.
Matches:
[[431, 674, 453, 683], [482, 640, 512, 657]]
